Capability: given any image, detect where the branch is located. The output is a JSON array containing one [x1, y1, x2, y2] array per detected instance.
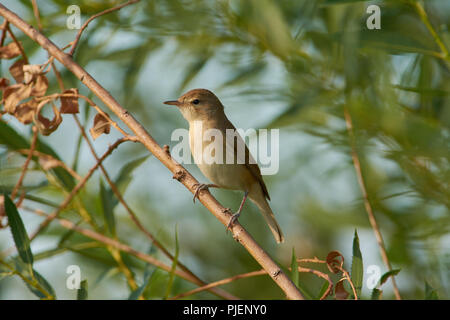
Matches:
[[170, 270, 266, 300], [343, 106, 401, 300], [0, 4, 304, 300], [11, 126, 38, 200], [69, 0, 140, 56]]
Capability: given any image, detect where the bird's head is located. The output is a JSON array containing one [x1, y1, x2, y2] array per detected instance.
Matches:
[[164, 88, 224, 122]]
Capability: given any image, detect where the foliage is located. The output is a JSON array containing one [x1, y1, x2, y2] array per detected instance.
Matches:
[[0, 0, 449, 299]]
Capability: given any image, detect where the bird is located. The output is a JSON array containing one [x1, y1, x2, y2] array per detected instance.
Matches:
[[164, 89, 284, 243]]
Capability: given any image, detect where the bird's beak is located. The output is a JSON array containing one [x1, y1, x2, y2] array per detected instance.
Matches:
[[163, 100, 181, 107]]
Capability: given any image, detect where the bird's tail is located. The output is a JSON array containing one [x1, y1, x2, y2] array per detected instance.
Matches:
[[250, 194, 284, 244]]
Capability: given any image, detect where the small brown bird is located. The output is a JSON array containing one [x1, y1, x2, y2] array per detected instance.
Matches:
[[164, 89, 284, 243]]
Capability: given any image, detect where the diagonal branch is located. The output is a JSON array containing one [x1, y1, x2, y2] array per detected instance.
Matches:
[[0, 4, 304, 300]]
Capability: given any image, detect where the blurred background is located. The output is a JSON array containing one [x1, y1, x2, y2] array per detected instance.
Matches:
[[0, 0, 449, 299]]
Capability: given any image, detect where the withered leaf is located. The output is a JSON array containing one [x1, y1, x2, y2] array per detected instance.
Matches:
[[30, 75, 49, 97], [2, 83, 33, 114], [60, 88, 79, 114], [35, 100, 62, 136], [15, 98, 38, 124], [23, 64, 42, 84], [0, 78, 10, 91], [90, 113, 111, 140], [9, 58, 26, 83], [0, 42, 21, 59], [326, 251, 344, 274], [335, 279, 349, 300]]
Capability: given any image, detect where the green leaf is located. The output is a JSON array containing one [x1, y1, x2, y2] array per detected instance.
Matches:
[[4, 194, 34, 266], [316, 279, 330, 300], [114, 155, 150, 196], [100, 179, 116, 236], [425, 281, 439, 300], [33, 269, 56, 299], [379, 269, 401, 286], [0, 121, 75, 190], [77, 280, 88, 300], [128, 264, 156, 300], [371, 288, 382, 300], [351, 229, 363, 299], [290, 248, 299, 287], [164, 225, 180, 299]]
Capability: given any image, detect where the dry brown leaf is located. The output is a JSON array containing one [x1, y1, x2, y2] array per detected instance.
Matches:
[[0, 42, 21, 59], [35, 100, 62, 135], [9, 58, 26, 83], [335, 279, 349, 300], [23, 64, 42, 84], [90, 113, 111, 140], [0, 78, 10, 91], [30, 75, 49, 97], [60, 88, 79, 114], [326, 251, 344, 274], [2, 83, 33, 114], [15, 98, 38, 124]]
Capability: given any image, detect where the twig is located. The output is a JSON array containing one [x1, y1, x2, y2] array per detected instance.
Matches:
[[36, 93, 129, 136], [297, 267, 333, 300], [343, 106, 401, 300], [30, 0, 42, 31], [0, 20, 8, 46], [170, 270, 266, 300], [5, 24, 28, 63], [0, 4, 304, 300], [29, 136, 138, 240], [69, 0, 140, 56], [412, 1, 449, 61], [15, 149, 82, 181], [11, 127, 38, 200]]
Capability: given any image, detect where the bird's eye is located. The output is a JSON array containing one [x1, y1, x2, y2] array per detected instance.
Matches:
[[192, 99, 200, 105]]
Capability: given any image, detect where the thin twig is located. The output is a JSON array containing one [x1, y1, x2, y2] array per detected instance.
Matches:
[[15, 149, 82, 181], [170, 270, 266, 300], [11, 127, 38, 200], [0, 4, 304, 300], [343, 106, 401, 300], [297, 267, 333, 300], [5, 24, 28, 63], [69, 0, 140, 56], [36, 93, 128, 136]]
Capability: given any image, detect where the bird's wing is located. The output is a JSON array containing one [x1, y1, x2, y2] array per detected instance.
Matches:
[[222, 117, 271, 201]]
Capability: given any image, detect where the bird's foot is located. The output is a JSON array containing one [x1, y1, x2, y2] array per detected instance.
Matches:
[[226, 212, 241, 233], [192, 183, 217, 203]]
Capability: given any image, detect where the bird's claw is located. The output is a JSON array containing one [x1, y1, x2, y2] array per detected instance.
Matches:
[[192, 183, 209, 203], [226, 212, 241, 233]]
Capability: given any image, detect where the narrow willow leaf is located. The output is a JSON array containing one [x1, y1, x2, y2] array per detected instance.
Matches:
[[290, 248, 299, 287], [33, 269, 56, 299], [128, 264, 155, 300], [351, 229, 363, 298], [4, 194, 33, 266], [77, 280, 88, 300], [164, 225, 179, 299], [379, 269, 401, 286], [100, 179, 116, 236], [115, 155, 150, 195], [371, 288, 382, 300], [316, 279, 330, 300]]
